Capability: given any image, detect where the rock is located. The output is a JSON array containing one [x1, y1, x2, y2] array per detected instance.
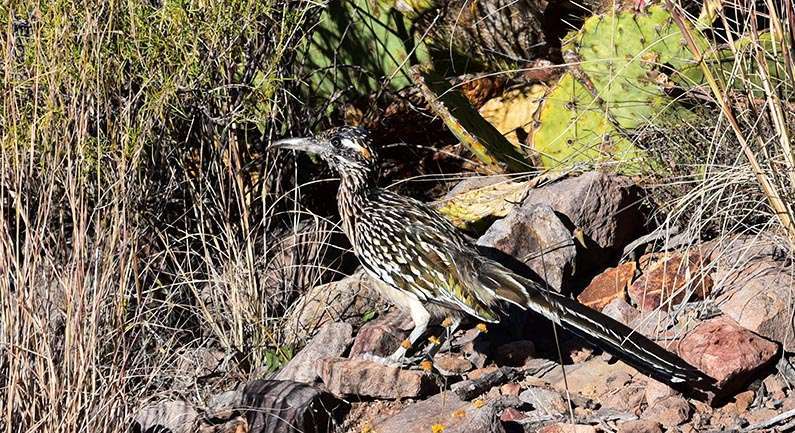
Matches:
[[578, 262, 636, 310], [275, 322, 353, 384], [240, 380, 347, 433], [197, 417, 247, 433], [601, 298, 640, 325], [282, 271, 388, 345], [733, 389, 755, 413], [677, 317, 778, 389], [453, 367, 521, 400], [373, 392, 516, 433], [132, 400, 197, 433], [500, 382, 522, 396], [457, 328, 490, 369], [616, 420, 663, 433], [349, 310, 412, 357], [521, 172, 649, 272], [628, 250, 712, 311], [541, 357, 640, 401], [641, 396, 691, 427], [493, 340, 536, 367], [703, 234, 784, 283], [518, 386, 568, 414], [601, 373, 646, 413], [762, 374, 787, 400], [437, 176, 529, 231], [478, 204, 576, 291], [318, 358, 433, 399], [719, 259, 795, 349], [644, 378, 680, 406], [435, 353, 474, 376], [539, 423, 597, 433], [467, 365, 500, 381], [499, 407, 527, 422], [627, 309, 676, 340]]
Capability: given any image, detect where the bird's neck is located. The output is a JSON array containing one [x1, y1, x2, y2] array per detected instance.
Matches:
[[337, 169, 373, 248]]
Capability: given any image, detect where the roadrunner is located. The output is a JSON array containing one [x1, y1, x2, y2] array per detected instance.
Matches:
[[272, 126, 714, 387]]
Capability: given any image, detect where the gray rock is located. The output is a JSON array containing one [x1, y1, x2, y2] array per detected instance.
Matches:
[[132, 400, 197, 433], [521, 172, 648, 273], [478, 204, 575, 291], [281, 271, 388, 345], [374, 391, 517, 433], [518, 386, 568, 414], [718, 258, 795, 349], [275, 322, 353, 384], [240, 380, 347, 433]]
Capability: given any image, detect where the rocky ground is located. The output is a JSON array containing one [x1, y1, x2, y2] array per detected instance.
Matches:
[[133, 172, 795, 433]]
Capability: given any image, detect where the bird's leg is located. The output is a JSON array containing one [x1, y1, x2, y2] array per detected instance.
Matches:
[[425, 315, 462, 360], [386, 299, 431, 363]]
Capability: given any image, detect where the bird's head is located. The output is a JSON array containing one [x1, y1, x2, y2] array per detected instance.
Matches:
[[271, 126, 378, 177]]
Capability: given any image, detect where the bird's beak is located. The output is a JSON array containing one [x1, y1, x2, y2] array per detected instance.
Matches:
[[270, 137, 327, 156]]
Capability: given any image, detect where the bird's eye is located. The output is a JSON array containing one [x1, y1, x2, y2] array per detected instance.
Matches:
[[330, 137, 341, 148]]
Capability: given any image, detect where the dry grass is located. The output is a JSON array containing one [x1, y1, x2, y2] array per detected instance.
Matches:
[[0, 1, 331, 431]]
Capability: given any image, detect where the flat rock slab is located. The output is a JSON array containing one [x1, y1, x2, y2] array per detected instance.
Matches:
[[240, 380, 347, 433], [274, 322, 353, 384], [374, 392, 514, 433], [578, 261, 636, 311], [318, 358, 434, 399], [132, 400, 197, 433], [677, 316, 778, 389], [629, 250, 712, 312]]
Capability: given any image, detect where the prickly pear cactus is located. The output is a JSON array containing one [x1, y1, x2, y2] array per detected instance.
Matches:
[[532, 5, 706, 171], [563, 4, 704, 128], [531, 74, 643, 170]]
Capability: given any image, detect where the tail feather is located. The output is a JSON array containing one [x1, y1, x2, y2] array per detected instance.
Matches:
[[480, 263, 715, 388]]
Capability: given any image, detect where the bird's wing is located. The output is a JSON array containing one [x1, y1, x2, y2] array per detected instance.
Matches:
[[355, 194, 503, 322]]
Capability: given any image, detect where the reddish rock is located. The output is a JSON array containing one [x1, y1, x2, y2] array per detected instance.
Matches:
[[500, 382, 522, 396], [318, 358, 433, 399], [641, 396, 692, 427], [629, 251, 712, 312], [494, 340, 536, 367], [542, 357, 640, 400], [578, 262, 636, 310], [539, 423, 597, 433], [435, 353, 473, 376], [601, 298, 640, 325], [677, 317, 778, 388], [644, 378, 681, 406], [733, 390, 755, 413], [601, 373, 645, 413], [763, 374, 787, 400], [349, 310, 412, 357], [616, 420, 663, 433], [467, 365, 499, 380], [719, 260, 795, 349], [275, 322, 352, 384], [500, 407, 527, 422]]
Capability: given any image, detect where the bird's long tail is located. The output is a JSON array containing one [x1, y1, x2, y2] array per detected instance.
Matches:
[[479, 262, 715, 388]]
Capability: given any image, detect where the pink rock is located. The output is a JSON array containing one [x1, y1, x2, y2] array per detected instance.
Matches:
[[318, 358, 433, 399], [617, 420, 663, 433], [641, 396, 692, 427], [435, 353, 473, 376], [349, 310, 412, 357], [500, 382, 522, 396], [539, 423, 597, 433], [373, 392, 507, 433], [644, 378, 680, 406], [601, 298, 640, 326], [677, 317, 778, 388]]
